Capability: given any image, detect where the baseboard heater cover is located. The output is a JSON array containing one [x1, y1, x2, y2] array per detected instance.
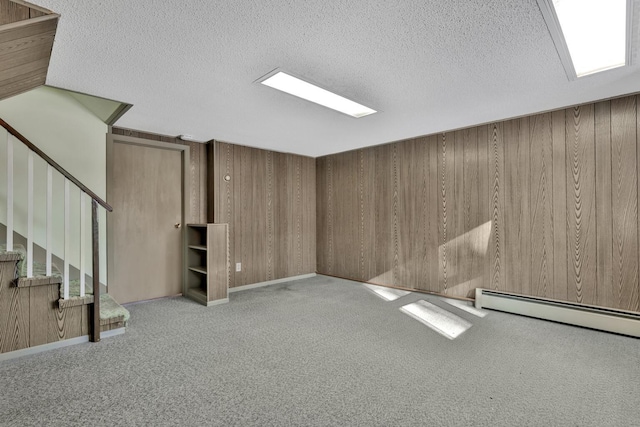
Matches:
[[475, 289, 640, 338]]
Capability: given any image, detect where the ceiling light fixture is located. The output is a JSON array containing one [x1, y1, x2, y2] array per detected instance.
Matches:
[[259, 71, 377, 118], [537, 0, 632, 78]]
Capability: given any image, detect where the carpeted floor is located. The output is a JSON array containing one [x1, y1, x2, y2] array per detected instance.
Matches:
[[0, 275, 638, 426]]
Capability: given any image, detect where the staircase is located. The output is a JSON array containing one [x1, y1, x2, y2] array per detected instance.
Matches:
[[1, 117, 128, 357], [0, 244, 129, 355]]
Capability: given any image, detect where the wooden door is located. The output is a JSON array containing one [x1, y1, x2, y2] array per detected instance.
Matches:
[[107, 136, 186, 304]]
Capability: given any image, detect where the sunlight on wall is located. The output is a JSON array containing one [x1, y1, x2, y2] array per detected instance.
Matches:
[[437, 221, 492, 294]]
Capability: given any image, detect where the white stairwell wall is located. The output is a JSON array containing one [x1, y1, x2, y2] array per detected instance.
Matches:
[[0, 86, 109, 285]]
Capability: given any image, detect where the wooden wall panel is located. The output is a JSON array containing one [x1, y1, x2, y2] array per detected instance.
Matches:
[[0, 10, 57, 101], [0, 258, 87, 354], [530, 113, 553, 298], [595, 101, 613, 308], [303, 156, 316, 278], [503, 119, 527, 296], [552, 109, 569, 302], [316, 157, 328, 274], [566, 105, 597, 305], [373, 144, 393, 285], [212, 142, 315, 288], [438, 132, 456, 294], [425, 135, 440, 291], [610, 97, 638, 311], [489, 123, 505, 292], [316, 93, 640, 312], [0, 0, 49, 24], [111, 127, 207, 224], [0, 0, 29, 25], [0, 260, 29, 352]]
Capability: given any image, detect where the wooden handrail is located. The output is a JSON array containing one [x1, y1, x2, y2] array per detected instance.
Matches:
[[0, 118, 113, 212]]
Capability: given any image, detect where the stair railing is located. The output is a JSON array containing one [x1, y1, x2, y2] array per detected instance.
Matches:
[[0, 118, 112, 343]]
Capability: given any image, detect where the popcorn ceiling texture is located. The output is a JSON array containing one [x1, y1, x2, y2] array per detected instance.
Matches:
[[39, 0, 640, 157]]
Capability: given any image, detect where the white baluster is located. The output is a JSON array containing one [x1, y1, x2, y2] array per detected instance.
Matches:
[[27, 151, 33, 278], [46, 165, 52, 276], [63, 179, 70, 299], [80, 192, 86, 297], [6, 136, 13, 251]]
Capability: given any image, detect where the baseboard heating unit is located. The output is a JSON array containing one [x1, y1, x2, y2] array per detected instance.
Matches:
[[475, 289, 640, 338]]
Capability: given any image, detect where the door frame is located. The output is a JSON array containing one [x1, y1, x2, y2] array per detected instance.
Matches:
[[106, 133, 190, 298]]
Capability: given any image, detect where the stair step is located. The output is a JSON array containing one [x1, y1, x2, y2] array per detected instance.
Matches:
[[100, 293, 130, 325], [16, 275, 62, 288], [0, 252, 22, 262], [58, 295, 94, 309], [2, 245, 129, 326]]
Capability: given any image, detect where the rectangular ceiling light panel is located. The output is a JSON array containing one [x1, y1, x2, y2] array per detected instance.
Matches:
[[540, 0, 630, 78], [260, 71, 377, 118]]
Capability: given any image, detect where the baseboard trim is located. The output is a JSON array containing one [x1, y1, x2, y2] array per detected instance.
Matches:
[[229, 273, 317, 293], [0, 328, 127, 362], [206, 298, 229, 306], [0, 335, 89, 362]]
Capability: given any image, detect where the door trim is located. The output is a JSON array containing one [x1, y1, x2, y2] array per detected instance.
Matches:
[[106, 133, 190, 298]]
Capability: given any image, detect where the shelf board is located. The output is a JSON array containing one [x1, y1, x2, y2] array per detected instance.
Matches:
[[186, 287, 207, 304], [187, 224, 207, 228], [188, 245, 207, 251], [188, 266, 207, 275]]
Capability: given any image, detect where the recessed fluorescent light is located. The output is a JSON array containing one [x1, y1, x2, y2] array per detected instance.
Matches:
[[538, 0, 631, 78], [259, 71, 377, 118]]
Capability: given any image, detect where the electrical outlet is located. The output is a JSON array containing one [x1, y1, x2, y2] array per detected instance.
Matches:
[[236, 262, 242, 272]]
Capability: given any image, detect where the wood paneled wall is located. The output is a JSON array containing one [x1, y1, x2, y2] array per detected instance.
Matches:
[[0, 0, 47, 26], [111, 127, 207, 224], [210, 142, 316, 288], [0, 257, 87, 354], [317, 94, 640, 313], [0, 0, 57, 101]]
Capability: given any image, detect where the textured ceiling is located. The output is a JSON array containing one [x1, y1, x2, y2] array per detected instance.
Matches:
[[37, 0, 640, 157]]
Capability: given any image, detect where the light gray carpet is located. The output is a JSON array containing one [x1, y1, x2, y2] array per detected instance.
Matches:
[[0, 275, 638, 426]]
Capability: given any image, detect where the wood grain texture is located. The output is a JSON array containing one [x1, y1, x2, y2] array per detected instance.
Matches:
[[56, 305, 82, 340], [111, 127, 207, 224], [0, 260, 29, 352], [425, 135, 440, 290], [207, 223, 229, 302], [212, 142, 315, 288], [595, 101, 614, 308], [0, 259, 88, 354], [373, 144, 393, 285], [28, 283, 58, 346], [315, 93, 640, 312], [0, 13, 57, 101], [610, 97, 638, 311], [566, 105, 597, 305], [489, 123, 505, 292], [108, 141, 183, 303], [530, 114, 553, 298], [0, 0, 29, 25], [303, 155, 317, 278], [552, 109, 568, 301], [637, 94, 640, 312], [476, 125, 491, 291], [438, 132, 455, 294], [316, 157, 328, 274]]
